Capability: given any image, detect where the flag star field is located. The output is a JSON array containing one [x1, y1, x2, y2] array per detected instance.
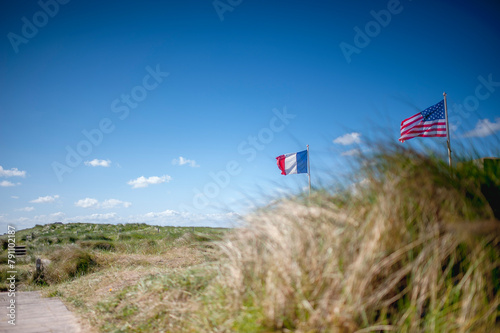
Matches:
[[421, 101, 445, 122], [1, 0, 499, 230]]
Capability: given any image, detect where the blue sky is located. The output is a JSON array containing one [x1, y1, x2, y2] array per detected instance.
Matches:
[[1, 0, 499, 230]]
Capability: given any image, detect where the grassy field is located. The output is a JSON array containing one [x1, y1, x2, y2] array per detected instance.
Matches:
[[1, 144, 499, 332], [0, 223, 227, 332]]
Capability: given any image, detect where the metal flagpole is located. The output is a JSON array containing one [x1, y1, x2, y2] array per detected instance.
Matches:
[[307, 144, 311, 197], [443, 92, 452, 168]]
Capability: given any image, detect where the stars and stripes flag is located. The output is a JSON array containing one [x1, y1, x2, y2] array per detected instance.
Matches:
[[399, 100, 447, 143]]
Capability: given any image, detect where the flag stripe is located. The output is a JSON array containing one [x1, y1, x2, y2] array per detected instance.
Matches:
[[399, 100, 447, 142], [402, 129, 447, 137], [400, 122, 446, 136], [275, 150, 308, 175], [284, 154, 298, 174], [295, 150, 308, 174], [401, 124, 447, 136], [276, 154, 286, 175], [401, 114, 423, 128], [400, 132, 447, 140]]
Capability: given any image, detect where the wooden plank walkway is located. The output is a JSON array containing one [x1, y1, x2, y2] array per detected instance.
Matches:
[[0, 292, 82, 333]]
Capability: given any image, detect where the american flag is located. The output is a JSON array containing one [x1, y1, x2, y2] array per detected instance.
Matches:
[[399, 100, 447, 143]]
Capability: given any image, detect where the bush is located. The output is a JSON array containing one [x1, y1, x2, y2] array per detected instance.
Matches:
[[36, 246, 97, 285], [0, 267, 31, 291], [83, 234, 112, 241], [118, 234, 132, 241], [78, 240, 115, 252]]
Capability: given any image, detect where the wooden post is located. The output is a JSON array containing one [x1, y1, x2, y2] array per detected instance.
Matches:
[[36, 258, 42, 274], [443, 92, 452, 168], [307, 145, 311, 197]]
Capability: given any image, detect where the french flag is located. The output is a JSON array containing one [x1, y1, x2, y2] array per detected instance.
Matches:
[[276, 150, 308, 175]]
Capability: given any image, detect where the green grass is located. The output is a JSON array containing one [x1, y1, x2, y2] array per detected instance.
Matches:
[[1, 144, 498, 332], [0, 223, 226, 291], [177, 144, 499, 332]]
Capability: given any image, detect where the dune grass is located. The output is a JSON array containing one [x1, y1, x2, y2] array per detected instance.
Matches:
[[179, 144, 499, 332], [1, 144, 498, 332]]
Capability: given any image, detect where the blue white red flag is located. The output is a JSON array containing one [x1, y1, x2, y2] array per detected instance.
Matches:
[[276, 150, 308, 175], [399, 100, 447, 143]]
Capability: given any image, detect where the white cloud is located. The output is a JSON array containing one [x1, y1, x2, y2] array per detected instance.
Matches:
[[3, 209, 239, 229], [127, 175, 172, 189], [76, 212, 119, 222], [449, 122, 459, 134], [333, 132, 362, 145], [101, 199, 132, 209], [32, 212, 66, 222], [16, 207, 35, 212], [74, 198, 99, 208], [51, 212, 66, 220], [63, 209, 239, 227], [30, 195, 59, 203], [39, 212, 120, 224], [341, 148, 362, 156], [172, 156, 199, 168], [84, 159, 111, 167], [462, 118, 500, 138], [134, 210, 240, 227], [75, 198, 132, 209], [0, 180, 20, 187], [11, 196, 19, 199], [144, 209, 180, 219], [0, 166, 26, 178], [101, 199, 132, 208]]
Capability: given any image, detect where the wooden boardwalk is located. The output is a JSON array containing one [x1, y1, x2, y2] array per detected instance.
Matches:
[[0, 292, 82, 333]]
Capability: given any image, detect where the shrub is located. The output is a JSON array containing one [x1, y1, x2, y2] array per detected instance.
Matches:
[[36, 246, 97, 285], [83, 234, 112, 241], [118, 234, 132, 241], [0, 267, 31, 291], [78, 240, 115, 252]]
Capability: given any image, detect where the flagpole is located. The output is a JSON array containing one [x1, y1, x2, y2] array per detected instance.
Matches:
[[307, 144, 311, 197], [443, 92, 452, 168]]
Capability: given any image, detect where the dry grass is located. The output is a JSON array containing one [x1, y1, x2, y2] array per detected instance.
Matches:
[[40, 245, 209, 331], [182, 145, 500, 332], [34, 245, 98, 285], [8, 146, 498, 332]]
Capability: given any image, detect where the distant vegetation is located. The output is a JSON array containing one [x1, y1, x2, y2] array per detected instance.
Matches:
[[0, 223, 225, 290], [1, 144, 499, 332]]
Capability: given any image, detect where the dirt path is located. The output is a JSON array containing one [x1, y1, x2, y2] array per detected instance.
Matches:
[[0, 292, 82, 333]]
